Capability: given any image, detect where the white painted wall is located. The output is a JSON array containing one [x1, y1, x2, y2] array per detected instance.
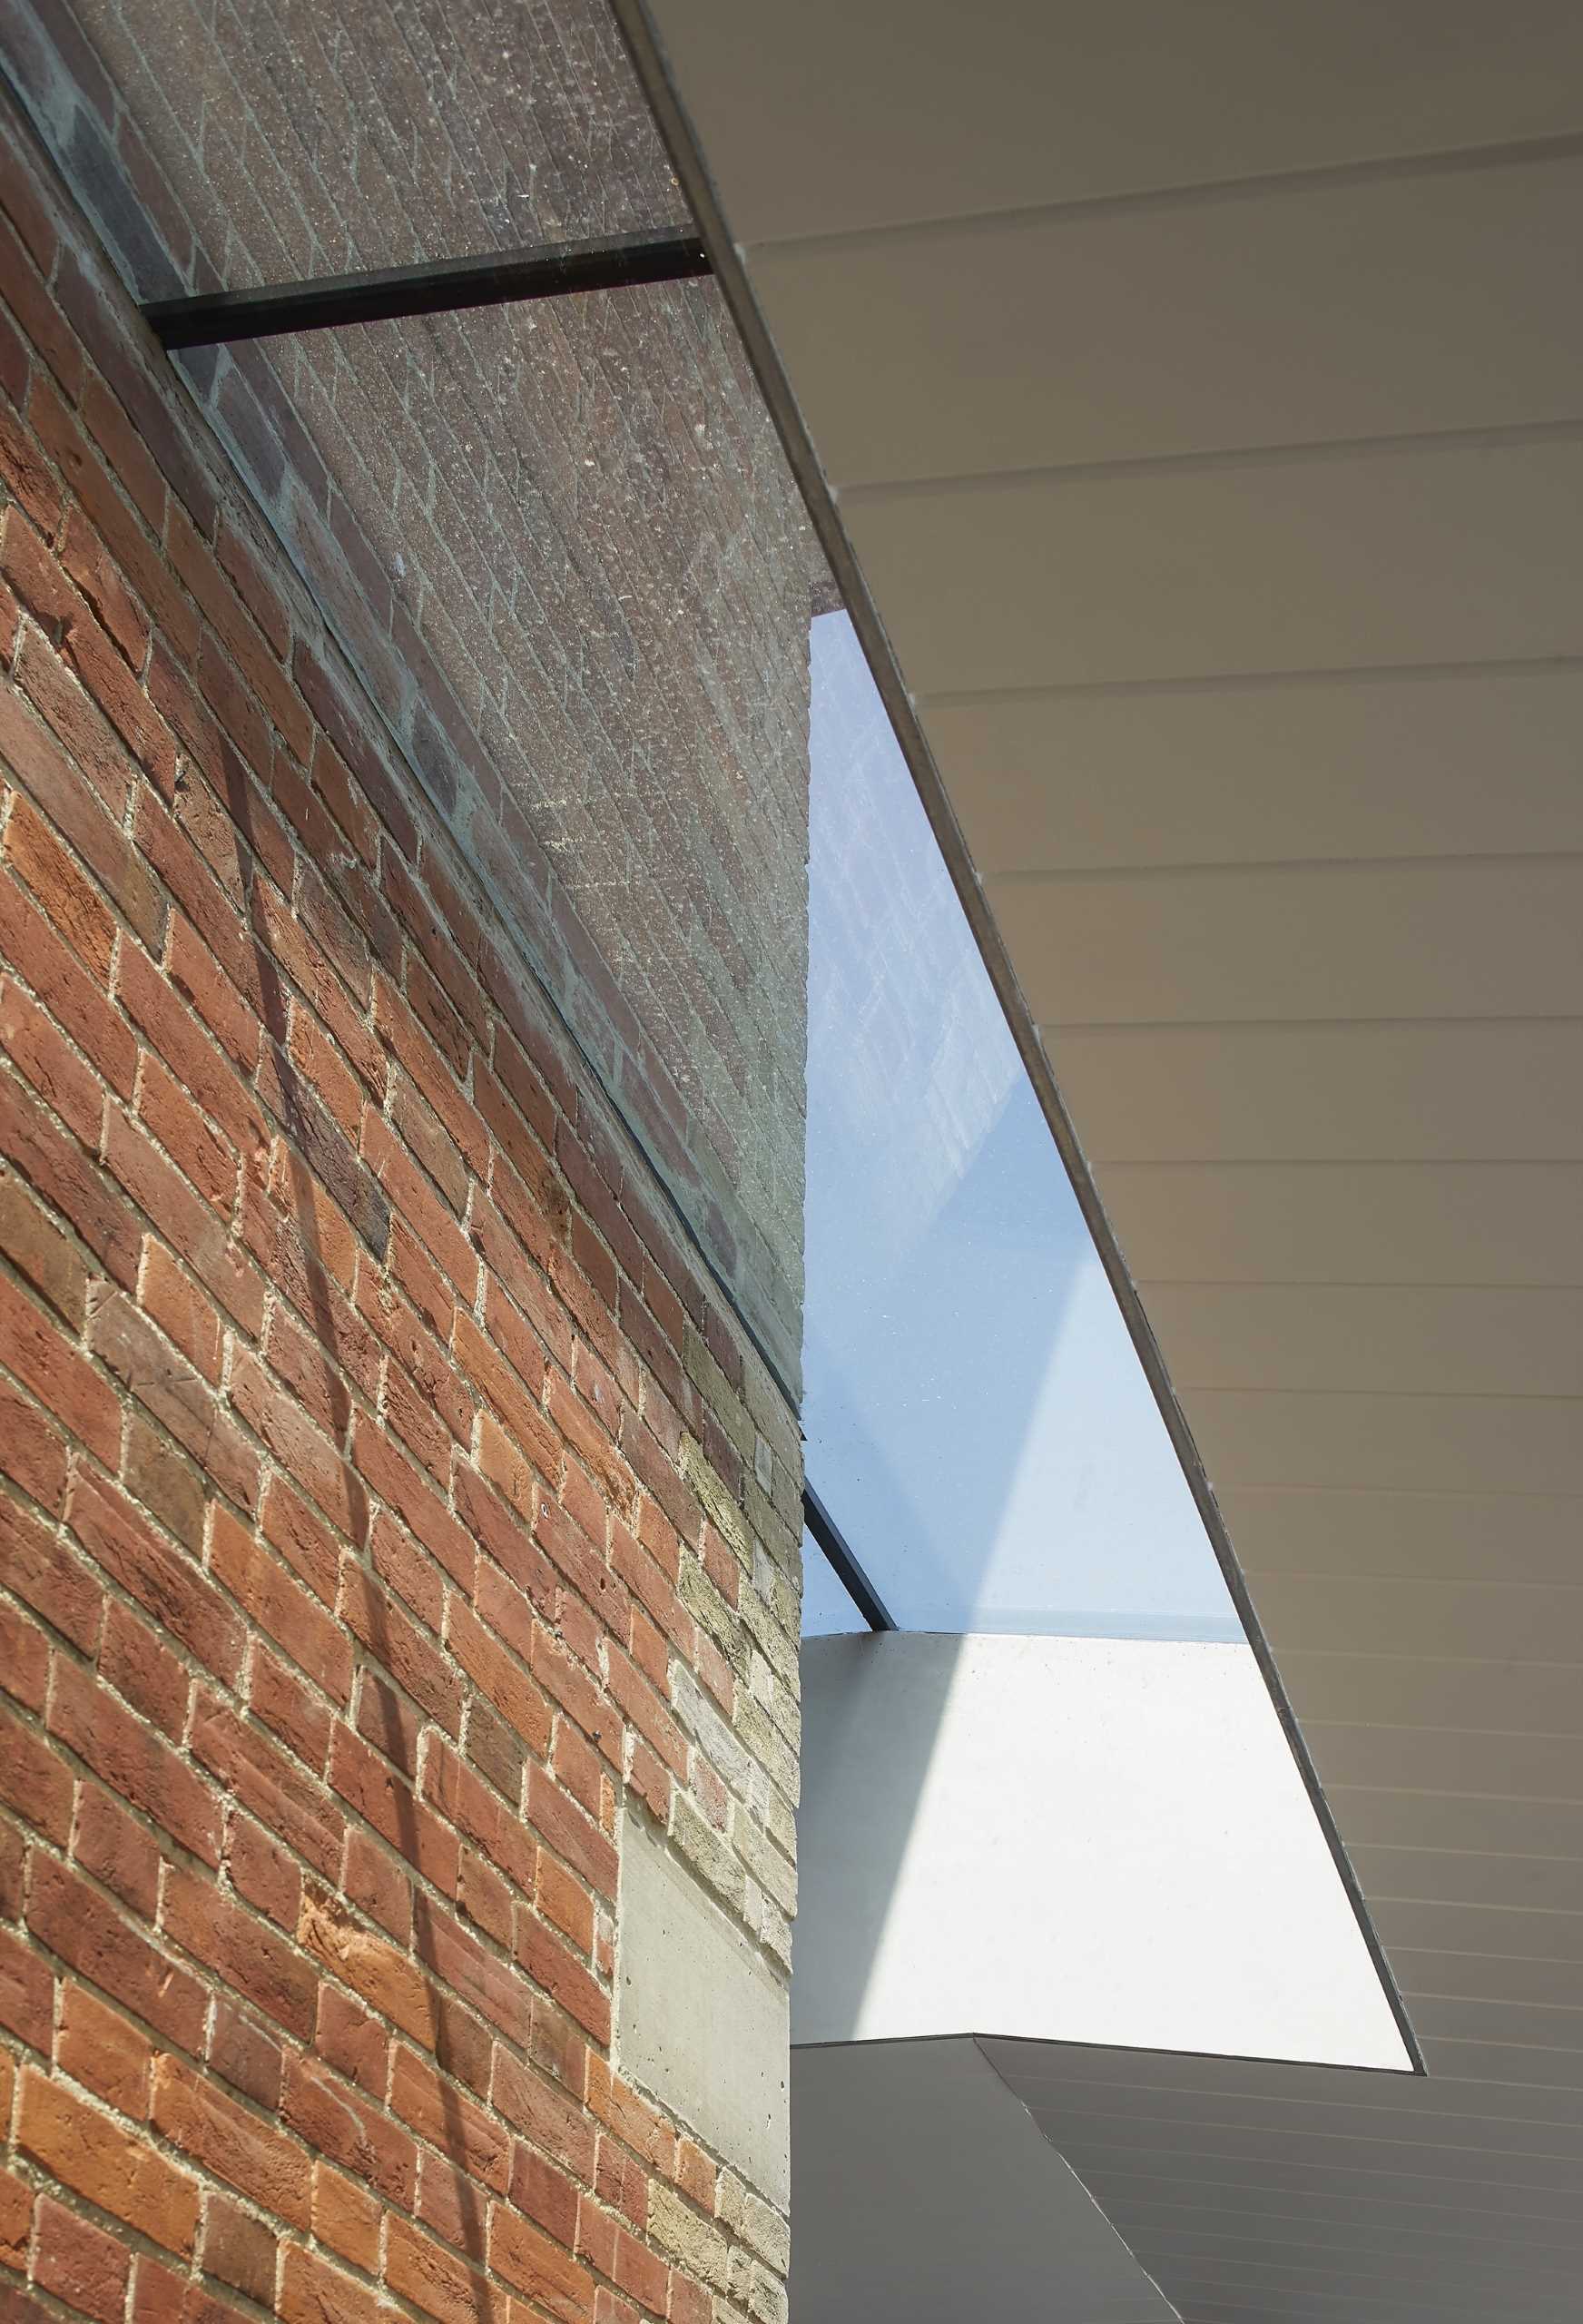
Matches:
[[795, 1633, 1411, 2069]]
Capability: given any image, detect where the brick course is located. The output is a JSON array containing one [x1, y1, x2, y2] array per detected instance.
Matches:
[[0, 75, 801, 2324]]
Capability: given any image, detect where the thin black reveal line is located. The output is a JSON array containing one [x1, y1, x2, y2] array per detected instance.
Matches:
[[143, 228, 711, 348], [802, 1483, 896, 1631]]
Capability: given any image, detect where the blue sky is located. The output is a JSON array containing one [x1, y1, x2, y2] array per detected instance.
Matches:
[[801, 611, 1239, 1640]]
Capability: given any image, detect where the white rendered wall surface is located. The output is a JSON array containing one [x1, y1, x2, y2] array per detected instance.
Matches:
[[795, 1632, 1411, 2069]]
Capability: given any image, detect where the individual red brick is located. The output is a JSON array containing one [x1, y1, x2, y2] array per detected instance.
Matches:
[[385, 2216, 495, 2324], [162, 908, 261, 1078], [315, 1983, 388, 2099], [250, 1644, 333, 1777], [0, 2161, 33, 2273], [279, 2246, 386, 2324], [551, 1719, 603, 1825], [150, 2054, 309, 2228], [138, 1046, 238, 1213], [135, 1237, 224, 1383], [0, 1021, 127, 1265], [488, 2207, 593, 2324], [20, 2067, 201, 2253], [57, 1980, 154, 2117], [34, 2195, 132, 2324], [70, 1782, 159, 1921], [0, 1378, 68, 1518], [206, 1995, 283, 2112], [3, 787, 115, 981], [311, 2163, 381, 2276], [0, 1697, 74, 1847], [260, 1474, 341, 1607], [0, 393, 64, 536], [228, 1810, 303, 1934], [0, 1272, 119, 1468], [0, 1921, 53, 2053], [100, 1599, 189, 1738], [535, 1857, 595, 1959], [514, 2144, 581, 2250], [0, 1557, 54, 1709], [200, 2198, 276, 2307], [59, 505, 149, 670]]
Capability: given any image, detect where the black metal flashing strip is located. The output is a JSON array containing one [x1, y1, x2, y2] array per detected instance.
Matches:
[[609, 0, 1427, 2076], [143, 228, 711, 349], [802, 1485, 895, 1633]]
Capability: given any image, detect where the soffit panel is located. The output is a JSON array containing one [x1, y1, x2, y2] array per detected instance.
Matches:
[[1185, 1387, 1583, 1496], [641, 0, 1583, 238], [1327, 1786, 1583, 1860], [987, 860, 1583, 1028], [1135, 1283, 1583, 1398], [1098, 1164, 1583, 1289], [927, 670, 1583, 876], [1218, 1487, 1583, 1587], [1251, 1573, 1583, 1665], [1042, 1021, 1583, 1162], [841, 440, 1583, 695], [750, 153, 1583, 485]]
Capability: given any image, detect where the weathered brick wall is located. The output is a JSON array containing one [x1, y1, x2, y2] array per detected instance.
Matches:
[[0, 81, 801, 2324], [0, 0, 815, 1387]]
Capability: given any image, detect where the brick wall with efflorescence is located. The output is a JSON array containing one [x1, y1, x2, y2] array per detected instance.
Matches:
[[0, 0, 817, 1392], [0, 82, 803, 2324]]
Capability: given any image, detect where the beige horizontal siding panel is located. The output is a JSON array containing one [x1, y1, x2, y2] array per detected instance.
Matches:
[[989, 860, 1583, 1027], [927, 668, 1583, 874], [649, 0, 1583, 240], [1217, 1487, 1583, 1588], [1046, 1021, 1583, 1162], [1139, 1283, 1583, 1398], [1097, 1163, 1583, 1289], [1251, 1574, 1583, 1668], [842, 438, 1583, 694], [753, 154, 1583, 484]]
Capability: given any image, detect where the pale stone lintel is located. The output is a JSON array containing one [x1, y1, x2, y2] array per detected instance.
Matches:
[[615, 1808, 791, 2206]]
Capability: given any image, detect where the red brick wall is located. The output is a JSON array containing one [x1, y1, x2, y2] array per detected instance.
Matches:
[[0, 84, 801, 2324]]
